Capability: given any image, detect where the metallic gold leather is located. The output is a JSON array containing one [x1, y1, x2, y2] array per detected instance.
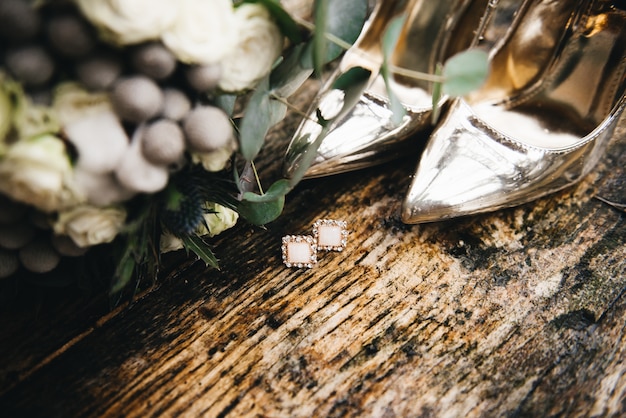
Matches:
[[284, 0, 494, 179], [402, 0, 626, 223]]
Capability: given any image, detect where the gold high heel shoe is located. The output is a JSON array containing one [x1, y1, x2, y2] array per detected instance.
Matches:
[[284, 0, 494, 179], [402, 0, 626, 223]]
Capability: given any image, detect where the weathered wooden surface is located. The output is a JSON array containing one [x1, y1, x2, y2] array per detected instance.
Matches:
[[1, 78, 625, 416]]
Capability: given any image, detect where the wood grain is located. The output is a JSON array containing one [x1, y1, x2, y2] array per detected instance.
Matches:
[[1, 79, 625, 418]]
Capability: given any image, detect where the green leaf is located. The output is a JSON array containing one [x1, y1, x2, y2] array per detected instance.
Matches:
[[286, 66, 370, 187], [111, 249, 136, 294], [287, 125, 330, 187], [381, 15, 406, 126], [303, 0, 368, 70], [431, 63, 444, 124], [239, 77, 272, 160], [182, 235, 220, 269], [269, 99, 287, 126], [312, 0, 330, 76], [270, 44, 313, 97], [442, 49, 489, 96], [242, 179, 291, 203], [330, 66, 371, 123], [243, 0, 302, 44], [214, 94, 237, 116], [237, 194, 285, 225]]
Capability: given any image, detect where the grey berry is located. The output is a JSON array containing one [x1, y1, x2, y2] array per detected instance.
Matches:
[[161, 88, 191, 121], [19, 238, 60, 273], [5, 46, 54, 87], [0, 0, 40, 42], [141, 119, 185, 165], [183, 106, 233, 152], [0, 223, 36, 250], [76, 54, 122, 91], [0, 249, 19, 279], [132, 42, 177, 80], [111, 76, 164, 123], [185, 64, 221, 92], [51, 234, 88, 257], [46, 14, 95, 57]]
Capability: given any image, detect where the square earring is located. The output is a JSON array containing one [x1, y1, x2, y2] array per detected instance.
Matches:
[[282, 235, 317, 268], [313, 219, 347, 251]]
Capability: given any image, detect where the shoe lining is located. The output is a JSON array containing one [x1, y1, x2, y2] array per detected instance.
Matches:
[[470, 0, 626, 149]]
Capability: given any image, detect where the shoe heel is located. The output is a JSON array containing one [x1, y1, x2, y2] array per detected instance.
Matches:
[[402, 0, 626, 223]]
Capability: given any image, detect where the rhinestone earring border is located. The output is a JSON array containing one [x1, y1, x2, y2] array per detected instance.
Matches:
[[282, 235, 318, 268], [313, 219, 348, 252]]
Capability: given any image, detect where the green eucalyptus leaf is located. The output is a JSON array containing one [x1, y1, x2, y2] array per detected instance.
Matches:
[[237, 194, 285, 225], [182, 235, 219, 269], [270, 44, 314, 97], [330, 66, 371, 123], [431, 63, 444, 124], [442, 49, 489, 96], [303, 0, 368, 70], [312, 0, 330, 76], [111, 250, 135, 294], [286, 66, 369, 187], [381, 14, 406, 126], [269, 99, 287, 126], [242, 179, 291, 203], [239, 77, 271, 160], [214, 94, 237, 116], [287, 124, 330, 187], [242, 0, 302, 44]]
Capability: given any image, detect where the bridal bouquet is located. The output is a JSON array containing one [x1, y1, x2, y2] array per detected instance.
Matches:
[[0, 0, 368, 295], [0, 0, 486, 296]]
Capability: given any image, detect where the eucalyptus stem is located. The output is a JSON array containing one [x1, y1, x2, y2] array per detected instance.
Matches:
[[293, 16, 446, 84], [250, 160, 264, 195], [269, 93, 320, 125]]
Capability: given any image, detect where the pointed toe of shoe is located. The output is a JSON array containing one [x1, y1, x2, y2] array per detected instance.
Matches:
[[400, 99, 595, 224], [284, 86, 432, 179]]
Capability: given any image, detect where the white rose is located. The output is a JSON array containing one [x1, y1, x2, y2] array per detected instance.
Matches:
[[75, 0, 178, 45], [218, 4, 283, 92], [197, 203, 239, 237], [53, 204, 126, 247], [162, 0, 238, 65], [191, 137, 237, 172], [0, 135, 84, 212]]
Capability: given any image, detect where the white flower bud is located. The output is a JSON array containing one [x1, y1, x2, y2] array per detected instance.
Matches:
[[0, 135, 84, 213], [53, 204, 126, 248], [115, 127, 169, 193]]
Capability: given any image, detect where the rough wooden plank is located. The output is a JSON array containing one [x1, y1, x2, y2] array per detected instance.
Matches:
[[0, 87, 625, 417]]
